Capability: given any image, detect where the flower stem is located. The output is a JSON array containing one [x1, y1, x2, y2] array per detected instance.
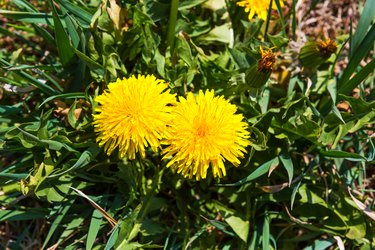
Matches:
[[167, 0, 179, 55], [264, 0, 273, 42]]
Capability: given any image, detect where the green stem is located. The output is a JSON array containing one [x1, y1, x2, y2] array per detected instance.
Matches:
[[264, 0, 273, 42], [167, 0, 179, 55], [138, 167, 164, 221]]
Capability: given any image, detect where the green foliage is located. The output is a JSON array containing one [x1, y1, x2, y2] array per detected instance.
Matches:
[[0, 0, 374, 249]]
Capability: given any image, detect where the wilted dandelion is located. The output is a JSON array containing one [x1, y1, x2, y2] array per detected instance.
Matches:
[[93, 75, 176, 159], [163, 90, 251, 180], [299, 38, 338, 68], [317, 39, 337, 56], [237, 0, 284, 21], [257, 46, 276, 72]]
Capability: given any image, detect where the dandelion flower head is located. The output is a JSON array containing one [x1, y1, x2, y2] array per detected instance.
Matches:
[[318, 39, 337, 57], [257, 46, 276, 71], [93, 75, 176, 160], [237, 0, 284, 21], [163, 90, 251, 180]]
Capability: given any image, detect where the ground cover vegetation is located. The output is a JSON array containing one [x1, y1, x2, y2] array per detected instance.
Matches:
[[0, 0, 374, 249]]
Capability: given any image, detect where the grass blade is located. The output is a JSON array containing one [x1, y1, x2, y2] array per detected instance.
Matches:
[[87, 209, 103, 250], [0, 58, 60, 95], [338, 24, 375, 93], [219, 157, 279, 187], [49, 0, 76, 66], [350, 0, 375, 56], [0, 10, 53, 25], [56, 0, 93, 26], [42, 198, 75, 249], [338, 58, 375, 96]]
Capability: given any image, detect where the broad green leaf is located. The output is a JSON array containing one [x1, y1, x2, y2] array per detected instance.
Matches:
[[225, 214, 249, 242], [198, 23, 232, 44], [35, 180, 71, 202], [298, 185, 326, 206]]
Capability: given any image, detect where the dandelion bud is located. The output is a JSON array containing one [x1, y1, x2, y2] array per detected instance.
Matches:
[[245, 46, 276, 88], [299, 39, 338, 68]]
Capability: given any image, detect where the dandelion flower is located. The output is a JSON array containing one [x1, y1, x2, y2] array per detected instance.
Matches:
[[257, 46, 276, 72], [93, 75, 176, 160], [163, 90, 251, 180], [237, 0, 284, 21]]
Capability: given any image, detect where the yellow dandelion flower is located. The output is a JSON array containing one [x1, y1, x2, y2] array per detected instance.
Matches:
[[237, 0, 284, 21], [93, 75, 176, 160], [163, 90, 251, 180]]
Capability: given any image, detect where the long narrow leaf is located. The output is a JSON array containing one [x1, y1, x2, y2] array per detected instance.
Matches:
[[338, 58, 375, 96], [42, 198, 76, 249], [338, 24, 375, 92], [350, 0, 375, 56], [49, 0, 75, 66], [56, 0, 93, 26], [0, 58, 59, 95], [0, 10, 53, 25], [219, 157, 279, 187]]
